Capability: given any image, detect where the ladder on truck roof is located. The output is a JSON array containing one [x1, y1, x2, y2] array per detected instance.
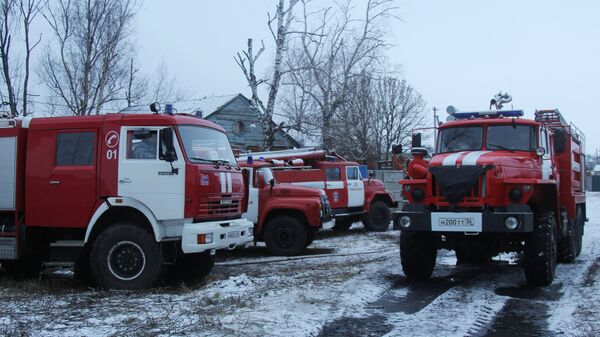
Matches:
[[237, 147, 327, 161], [535, 109, 585, 152]]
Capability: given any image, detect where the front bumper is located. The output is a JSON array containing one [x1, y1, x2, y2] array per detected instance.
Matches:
[[181, 218, 254, 253], [393, 204, 534, 233]]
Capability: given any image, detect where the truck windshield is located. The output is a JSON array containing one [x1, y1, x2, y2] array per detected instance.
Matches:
[[437, 127, 483, 153], [486, 125, 536, 151], [178, 125, 237, 164]]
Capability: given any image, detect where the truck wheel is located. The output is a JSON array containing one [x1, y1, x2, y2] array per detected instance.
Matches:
[[400, 231, 437, 280], [576, 206, 584, 257], [305, 230, 317, 247], [557, 215, 577, 263], [524, 209, 557, 287], [264, 216, 307, 256], [333, 218, 353, 231], [89, 223, 163, 290], [363, 201, 391, 232], [173, 252, 215, 285]]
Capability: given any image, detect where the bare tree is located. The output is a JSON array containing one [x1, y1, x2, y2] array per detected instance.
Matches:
[[373, 76, 426, 160], [0, 0, 18, 116], [124, 57, 146, 107], [0, 0, 45, 117], [19, 0, 43, 116], [40, 0, 138, 116], [288, 0, 397, 148], [148, 60, 187, 104], [235, 0, 299, 150]]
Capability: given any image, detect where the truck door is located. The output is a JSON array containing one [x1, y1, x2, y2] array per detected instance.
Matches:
[[346, 166, 365, 207], [325, 167, 346, 209], [540, 127, 552, 179], [51, 130, 98, 228], [118, 127, 185, 220], [242, 168, 259, 223]]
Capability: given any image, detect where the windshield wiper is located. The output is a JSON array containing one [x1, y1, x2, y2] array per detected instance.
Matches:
[[487, 143, 515, 152], [189, 158, 239, 169]]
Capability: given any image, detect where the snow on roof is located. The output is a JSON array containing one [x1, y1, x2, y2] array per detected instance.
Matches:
[[175, 94, 240, 118], [594, 164, 600, 172]]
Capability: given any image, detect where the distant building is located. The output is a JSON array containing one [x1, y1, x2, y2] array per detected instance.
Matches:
[[176, 94, 301, 152]]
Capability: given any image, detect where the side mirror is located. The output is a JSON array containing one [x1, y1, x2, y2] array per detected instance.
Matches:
[[392, 144, 403, 155], [412, 133, 422, 148], [368, 172, 374, 179], [160, 128, 177, 163], [536, 146, 546, 158], [150, 102, 161, 113]]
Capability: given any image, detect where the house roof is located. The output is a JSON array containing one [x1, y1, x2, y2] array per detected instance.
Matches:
[[175, 94, 240, 118], [593, 164, 600, 172]]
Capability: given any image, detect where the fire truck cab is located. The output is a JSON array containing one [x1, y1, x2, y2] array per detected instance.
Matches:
[[239, 159, 331, 255], [0, 109, 254, 289], [239, 148, 397, 232], [394, 107, 586, 286]]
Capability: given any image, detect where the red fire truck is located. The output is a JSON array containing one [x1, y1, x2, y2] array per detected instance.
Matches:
[[238, 148, 397, 232], [238, 159, 332, 255], [394, 107, 586, 286], [0, 104, 254, 289]]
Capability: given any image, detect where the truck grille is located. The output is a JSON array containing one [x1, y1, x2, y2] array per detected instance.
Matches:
[[432, 176, 485, 202], [198, 198, 241, 216]]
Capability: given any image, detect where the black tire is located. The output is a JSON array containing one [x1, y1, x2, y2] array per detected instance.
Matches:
[[264, 216, 307, 256], [400, 231, 437, 280], [172, 252, 215, 285], [333, 218, 353, 231], [89, 223, 164, 290], [305, 230, 317, 247], [363, 201, 391, 232], [557, 212, 577, 263], [455, 244, 493, 265], [576, 206, 584, 257], [524, 209, 557, 287]]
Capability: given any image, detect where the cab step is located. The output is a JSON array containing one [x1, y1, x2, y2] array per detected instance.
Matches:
[[49, 240, 84, 263]]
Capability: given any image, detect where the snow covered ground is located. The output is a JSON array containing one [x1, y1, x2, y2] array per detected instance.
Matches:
[[1, 194, 600, 336]]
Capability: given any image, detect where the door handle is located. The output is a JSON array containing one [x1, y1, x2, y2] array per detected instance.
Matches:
[[119, 178, 132, 184], [49, 180, 61, 185]]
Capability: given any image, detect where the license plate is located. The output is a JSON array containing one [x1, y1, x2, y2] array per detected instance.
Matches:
[[431, 212, 482, 232], [227, 230, 240, 238], [220, 199, 233, 206]]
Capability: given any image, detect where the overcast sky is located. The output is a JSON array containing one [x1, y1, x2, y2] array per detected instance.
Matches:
[[26, 1, 600, 151]]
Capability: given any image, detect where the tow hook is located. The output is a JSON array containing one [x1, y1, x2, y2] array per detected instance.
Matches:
[[228, 243, 237, 250]]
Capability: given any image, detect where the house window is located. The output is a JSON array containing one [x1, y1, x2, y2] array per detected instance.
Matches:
[[233, 121, 245, 135], [55, 131, 95, 166]]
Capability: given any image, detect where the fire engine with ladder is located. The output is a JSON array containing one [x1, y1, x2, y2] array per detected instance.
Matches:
[[0, 103, 254, 289], [238, 148, 397, 232], [394, 98, 586, 286]]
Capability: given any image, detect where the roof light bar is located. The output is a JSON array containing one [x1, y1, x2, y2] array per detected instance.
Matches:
[[451, 109, 524, 119]]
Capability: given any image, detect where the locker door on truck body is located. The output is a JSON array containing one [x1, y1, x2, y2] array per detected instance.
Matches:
[[25, 129, 98, 228]]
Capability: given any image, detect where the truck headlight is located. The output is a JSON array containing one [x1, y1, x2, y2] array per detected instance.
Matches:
[[504, 216, 519, 230], [399, 216, 411, 228]]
